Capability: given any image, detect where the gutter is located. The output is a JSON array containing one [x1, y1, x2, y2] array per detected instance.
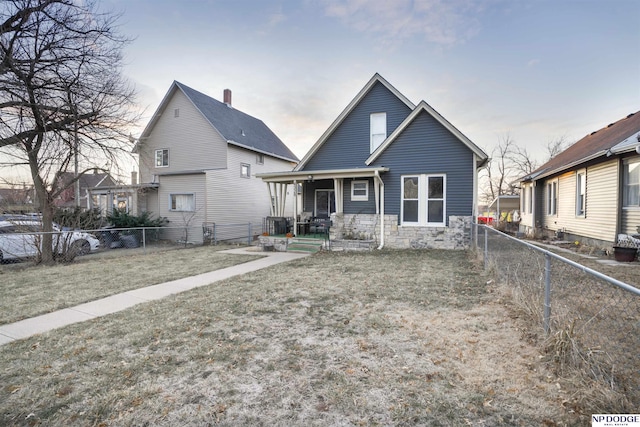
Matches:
[[374, 170, 385, 250]]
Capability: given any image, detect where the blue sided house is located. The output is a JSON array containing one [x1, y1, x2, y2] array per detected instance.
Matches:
[[258, 73, 488, 250]]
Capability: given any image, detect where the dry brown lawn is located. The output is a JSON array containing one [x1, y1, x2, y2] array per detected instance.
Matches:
[[0, 245, 260, 325], [0, 250, 585, 426]]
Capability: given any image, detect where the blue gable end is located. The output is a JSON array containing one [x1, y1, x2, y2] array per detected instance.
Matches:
[[302, 81, 413, 171], [371, 111, 475, 223]]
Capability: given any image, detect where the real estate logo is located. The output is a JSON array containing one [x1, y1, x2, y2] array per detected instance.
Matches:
[[592, 414, 640, 427]]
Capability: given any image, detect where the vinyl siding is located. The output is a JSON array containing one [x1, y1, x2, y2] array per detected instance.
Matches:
[[302, 81, 413, 171], [371, 111, 475, 225], [622, 208, 640, 235], [541, 160, 618, 242], [138, 90, 227, 183], [205, 145, 296, 230], [156, 174, 206, 243]]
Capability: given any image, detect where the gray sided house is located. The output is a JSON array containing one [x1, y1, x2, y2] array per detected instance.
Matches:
[[258, 73, 488, 250], [134, 81, 298, 243], [519, 111, 640, 247]]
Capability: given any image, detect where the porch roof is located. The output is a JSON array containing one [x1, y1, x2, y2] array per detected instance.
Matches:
[[256, 167, 389, 183]]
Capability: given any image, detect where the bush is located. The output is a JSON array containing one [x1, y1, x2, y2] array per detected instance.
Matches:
[[107, 209, 168, 228], [54, 207, 104, 230]]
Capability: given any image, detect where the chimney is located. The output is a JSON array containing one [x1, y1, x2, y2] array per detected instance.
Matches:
[[131, 171, 138, 185], [223, 89, 232, 107]]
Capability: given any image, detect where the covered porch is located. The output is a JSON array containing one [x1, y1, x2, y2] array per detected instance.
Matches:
[[257, 167, 389, 242]]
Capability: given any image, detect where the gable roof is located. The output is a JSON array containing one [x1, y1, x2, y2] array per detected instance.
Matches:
[[365, 100, 488, 167], [294, 73, 415, 171], [57, 171, 116, 189], [523, 111, 640, 181], [136, 81, 298, 163]]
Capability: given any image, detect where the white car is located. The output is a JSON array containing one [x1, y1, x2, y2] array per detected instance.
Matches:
[[0, 220, 100, 262]]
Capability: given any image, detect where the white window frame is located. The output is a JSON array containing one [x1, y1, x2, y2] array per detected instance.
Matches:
[[256, 153, 264, 165], [623, 158, 640, 208], [155, 149, 169, 168], [527, 185, 533, 214], [400, 174, 446, 227], [370, 112, 387, 153], [575, 170, 586, 216], [241, 163, 250, 178], [351, 180, 369, 202], [169, 193, 195, 212], [547, 179, 558, 215]]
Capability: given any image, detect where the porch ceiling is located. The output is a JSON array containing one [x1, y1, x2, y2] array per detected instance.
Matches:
[[256, 167, 389, 183]]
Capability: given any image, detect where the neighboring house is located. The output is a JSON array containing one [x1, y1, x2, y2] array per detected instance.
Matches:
[[258, 73, 488, 249], [54, 170, 117, 209], [519, 111, 640, 246], [0, 187, 34, 213], [133, 81, 298, 243]]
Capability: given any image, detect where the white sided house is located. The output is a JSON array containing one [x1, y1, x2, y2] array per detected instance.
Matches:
[[519, 111, 640, 247], [134, 82, 298, 243]]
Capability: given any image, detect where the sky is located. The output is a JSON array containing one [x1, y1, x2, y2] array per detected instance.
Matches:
[[4, 0, 640, 184]]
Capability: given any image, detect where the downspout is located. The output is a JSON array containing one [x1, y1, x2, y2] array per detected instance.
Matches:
[[374, 170, 385, 249], [293, 180, 298, 236]]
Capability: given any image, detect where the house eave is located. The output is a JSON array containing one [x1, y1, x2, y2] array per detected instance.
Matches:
[[226, 140, 299, 163], [257, 167, 389, 183], [530, 151, 608, 181]]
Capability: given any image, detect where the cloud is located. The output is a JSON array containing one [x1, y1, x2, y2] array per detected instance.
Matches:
[[321, 0, 486, 47], [527, 59, 540, 67]]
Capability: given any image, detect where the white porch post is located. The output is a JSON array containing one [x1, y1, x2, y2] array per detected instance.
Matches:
[[279, 183, 287, 216], [333, 178, 343, 214], [293, 180, 298, 236], [374, 171, 385, 249], [267, 182, 275, 216]]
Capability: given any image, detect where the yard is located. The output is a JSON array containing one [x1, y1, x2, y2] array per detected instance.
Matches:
[[1, 249, 587, 425]]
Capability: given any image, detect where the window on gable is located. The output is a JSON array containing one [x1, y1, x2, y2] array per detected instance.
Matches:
[[256, 153, 264, 165], [576, 170, 586, 216], [547, 180, 557, 215], [155, 149, 169, 167], [351, 180, 369, 201], [401, 174, 446, 226], [623, 159, 640, 207], [370, 112, 387, 153], [241, 163, 250, 178], [169, 193, 195, 212]]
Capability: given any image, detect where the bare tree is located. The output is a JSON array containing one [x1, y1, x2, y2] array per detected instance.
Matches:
[[479, 133, 520, 204], [545, 135, 570, 162], [0, 0, 139, 262]]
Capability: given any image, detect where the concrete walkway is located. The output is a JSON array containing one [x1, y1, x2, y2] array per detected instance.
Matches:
[[0, 248, 309, 347]]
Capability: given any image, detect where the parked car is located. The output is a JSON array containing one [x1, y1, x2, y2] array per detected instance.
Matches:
[[0, 220, 100, 262]]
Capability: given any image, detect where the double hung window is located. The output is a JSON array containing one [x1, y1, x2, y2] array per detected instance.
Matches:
[[169, 193, 195, 212], [576, 171, 586, 216], [155, 149, 169, 167], [547, 180, 557, 215], [623, 159, 640, 207], [401, 174, 446, 226]]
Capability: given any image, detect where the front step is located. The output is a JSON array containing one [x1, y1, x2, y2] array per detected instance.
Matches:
[[287, 238, 325, 253]]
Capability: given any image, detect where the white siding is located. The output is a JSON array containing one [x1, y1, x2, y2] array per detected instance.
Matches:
[[138, 90, 227, 183], [205, 146, 295, 239], [157, 174, 207, 243], [622, 208, 640, 235], [541, 160, 618, 242]]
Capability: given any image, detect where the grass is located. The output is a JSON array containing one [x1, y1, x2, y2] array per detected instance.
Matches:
[[0, 249, 582, 426], [0, 244, 261, 325]]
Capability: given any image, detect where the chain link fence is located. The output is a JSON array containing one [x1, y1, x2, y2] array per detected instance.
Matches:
[[0, 222, 264, 264], [472, 224, 640, 412]]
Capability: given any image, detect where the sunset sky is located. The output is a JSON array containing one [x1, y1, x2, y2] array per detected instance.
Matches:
[[5, 0, 640, 182]]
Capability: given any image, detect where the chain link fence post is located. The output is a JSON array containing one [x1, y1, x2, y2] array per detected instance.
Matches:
[[483, 226, 488, 271], [544, 252, 551, 335]]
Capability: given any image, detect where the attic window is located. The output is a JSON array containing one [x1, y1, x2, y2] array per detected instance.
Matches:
[[174, 108, 179, 118], [370, 112, 387, 153]]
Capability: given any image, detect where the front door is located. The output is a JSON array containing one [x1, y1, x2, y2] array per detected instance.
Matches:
[[315, 189, 335, 218]]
